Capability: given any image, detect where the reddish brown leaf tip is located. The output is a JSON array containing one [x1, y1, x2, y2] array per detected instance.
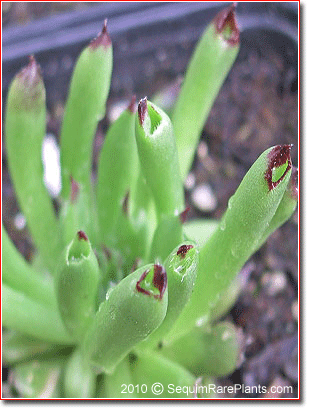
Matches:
[[89, 19, 111, 49], [128, 95, 137, 113], [136, 265, 167, 300], [77, 231, 88, 241], [70, 176, 80, 203], [28, 55, 36, 66], [214, 3, 240, 46], [17, 54, 42, 86], [265, 144, 292, 191], [289, 167, 298, 201], [153, 264, 167, 300], [177, 244, 194, 259], [179, 207, 191, 224], [138, 97, 148, 125], [136, 269, 151, 296]]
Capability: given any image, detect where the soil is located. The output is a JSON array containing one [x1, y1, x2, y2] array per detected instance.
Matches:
[[2, 2, 298, 399]]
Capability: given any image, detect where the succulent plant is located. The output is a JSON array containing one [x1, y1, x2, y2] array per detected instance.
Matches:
[[3, 4, 297, 399]]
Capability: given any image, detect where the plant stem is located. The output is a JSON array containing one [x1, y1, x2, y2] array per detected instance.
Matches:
[[172, 4, 240, 179], [136, 98, 184, 220], [96, 97, 138, 243], [60, 22, 113, 199]]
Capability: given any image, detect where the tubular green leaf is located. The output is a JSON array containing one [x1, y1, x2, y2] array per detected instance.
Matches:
[[128, 170, 157, 260], [208, 262, 254, 323], [148, 213, 184, 263], [63, 348, 96, 398], [135, 98, 184, 219], [84, 264, 168, 374], [56, 231, 100, 341], [97, 98, 139, 242], [172, 4, 240, 179], [130, 350, 196, 398], [4, 56, 60, 270], [3, 284, 73, 344], [168, 145, 293, 341], [183, 219, 219, 248], [60, 23, 113, 199], [2, 225, 56, 308], [161, 322, 241, 377]]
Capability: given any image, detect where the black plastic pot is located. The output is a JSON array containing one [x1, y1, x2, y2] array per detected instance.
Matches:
[[2, 2, 298, 105]]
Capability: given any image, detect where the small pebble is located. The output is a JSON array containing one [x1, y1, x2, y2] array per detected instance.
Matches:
[[184, 172, 195, 190], [197, 141, 208, 159], [191, 184, 217, 213], [261, 271, 287, 296], [42, 134, 62, 198], [14, 213, 26, 230]]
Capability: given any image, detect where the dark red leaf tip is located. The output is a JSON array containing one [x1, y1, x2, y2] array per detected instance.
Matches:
[[128, 95, 137, 113], [214, 3, 240, 46], [136, 269, 150, 296], [77, 231, 88, 241], [153, 264, 167, 300], [89, 19, 111, 49], [177, 244, 194, 259], [28, 54, 36, 66], [136, 265, 167, 300], [265, 144, 292, 191], [179, 207, 191, 224], [138, 97, 148, 125], [17, 54, 42, 86], [70, 176, 80, 203]]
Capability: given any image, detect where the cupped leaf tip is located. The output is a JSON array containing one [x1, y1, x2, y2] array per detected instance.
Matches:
[[67, 231, 90, 261], [265, 144, 292, 191], [176, 244, 194, 259], [138, 97, 148, 125], [214, 2, 240, 46], [136, 264, 167, 300]]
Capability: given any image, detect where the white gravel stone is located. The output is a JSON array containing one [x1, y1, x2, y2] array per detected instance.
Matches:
[[184, 172, 196, 190], [261, 271, 287, 296], [14, 213, 26, 230], [191, 184, 217, 213]]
